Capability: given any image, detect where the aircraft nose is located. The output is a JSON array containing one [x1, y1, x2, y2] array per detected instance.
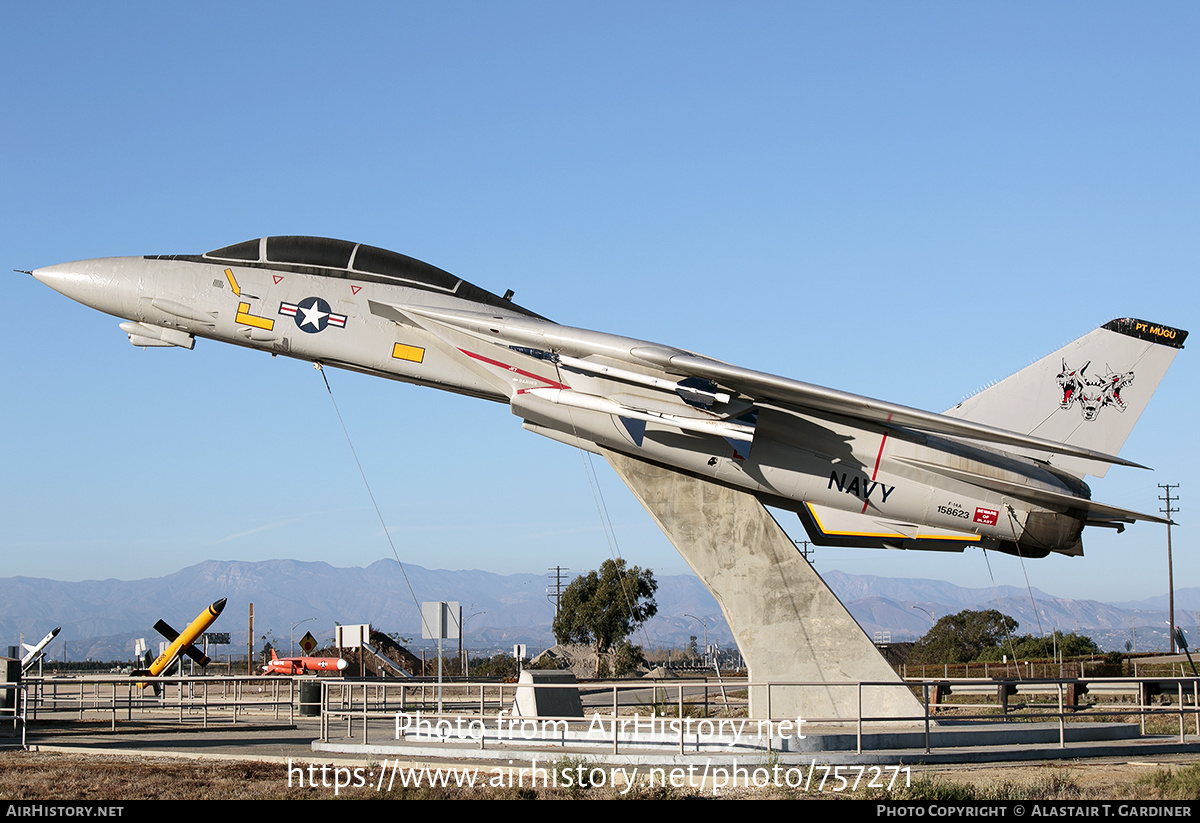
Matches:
[[30, 258, 144, 319], [32, 262, 114, 307]]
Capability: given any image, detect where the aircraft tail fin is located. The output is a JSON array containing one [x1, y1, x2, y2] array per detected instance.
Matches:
[[945, 318, 1186, 478]]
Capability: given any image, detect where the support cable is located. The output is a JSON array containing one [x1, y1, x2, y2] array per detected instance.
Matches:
[[315, 363, 434, 641], [551, 362, 655, 660]]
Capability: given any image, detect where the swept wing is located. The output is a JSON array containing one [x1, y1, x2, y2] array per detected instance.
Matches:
[[398, 305, 1143, 469]]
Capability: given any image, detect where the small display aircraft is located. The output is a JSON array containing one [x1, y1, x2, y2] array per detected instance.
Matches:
[[29, 237, 1186, 559], [262, 649, 348, 675]]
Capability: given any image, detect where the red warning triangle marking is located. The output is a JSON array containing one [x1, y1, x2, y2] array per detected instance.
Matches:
[[273, 275, 284, 284], [351, 285, 362, 295]]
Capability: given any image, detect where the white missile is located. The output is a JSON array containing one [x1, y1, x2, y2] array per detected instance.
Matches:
[[21, 627, 61, 672], [523, 387, 754, 441]]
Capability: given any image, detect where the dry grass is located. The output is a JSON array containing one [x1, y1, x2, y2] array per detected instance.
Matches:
[[5, 751, 1200, 800], [0, 751, 704, 800]]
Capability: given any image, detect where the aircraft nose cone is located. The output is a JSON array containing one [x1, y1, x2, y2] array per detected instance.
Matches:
[[32, 262, 121, 312], [31, 257, 146, 319], [32, 263, 97, 299]]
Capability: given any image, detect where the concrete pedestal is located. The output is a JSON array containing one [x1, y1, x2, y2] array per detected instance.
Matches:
[[604, 450, 924, 724]]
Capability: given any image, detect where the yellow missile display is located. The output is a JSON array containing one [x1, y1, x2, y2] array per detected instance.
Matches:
[[134, 598, 226, 689]]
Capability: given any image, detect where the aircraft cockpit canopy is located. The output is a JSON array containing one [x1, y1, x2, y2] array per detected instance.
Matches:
[[177, 236, 540, 318]]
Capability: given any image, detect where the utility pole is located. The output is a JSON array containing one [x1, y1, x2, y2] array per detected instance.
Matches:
[[1159, 484, 1180, 653], [793, 540, 812, 563], [546, 566, 570, 617]]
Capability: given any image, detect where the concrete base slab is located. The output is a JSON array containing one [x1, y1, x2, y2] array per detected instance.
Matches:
[[315, 721, 1195, 767], [604, 450, 925, 723]]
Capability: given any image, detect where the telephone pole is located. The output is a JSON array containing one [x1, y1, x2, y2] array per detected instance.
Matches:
[[1159, 484, 1180, 653], [793, 539, 813, 563], [546, 566, 571, 617]]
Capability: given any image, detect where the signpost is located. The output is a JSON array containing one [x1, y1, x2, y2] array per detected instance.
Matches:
[[421, 601, 460, 713]]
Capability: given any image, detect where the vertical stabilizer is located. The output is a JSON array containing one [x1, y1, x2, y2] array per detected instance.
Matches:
[[945, 319, 1186, 478]]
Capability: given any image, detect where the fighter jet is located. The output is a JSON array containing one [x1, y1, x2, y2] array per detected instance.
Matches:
[[29, 236, 1186, 559]]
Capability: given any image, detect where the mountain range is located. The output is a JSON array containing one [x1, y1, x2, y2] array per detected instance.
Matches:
[[2, 559, 1193, 662]]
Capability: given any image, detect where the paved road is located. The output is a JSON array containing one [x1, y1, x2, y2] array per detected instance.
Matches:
[[24, 719, 366, 765]]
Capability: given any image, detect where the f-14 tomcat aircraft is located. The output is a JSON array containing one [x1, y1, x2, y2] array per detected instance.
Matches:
[[30, 236, 1186, 559]]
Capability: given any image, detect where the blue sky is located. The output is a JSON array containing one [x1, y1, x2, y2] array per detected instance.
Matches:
[[2, 3, 1196, 605]]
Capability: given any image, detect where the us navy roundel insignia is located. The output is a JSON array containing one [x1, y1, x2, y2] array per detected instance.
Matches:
[[279, 297, 348, 333]]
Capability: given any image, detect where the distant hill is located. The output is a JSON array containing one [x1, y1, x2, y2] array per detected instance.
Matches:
[[1, 559, 1188, 661]]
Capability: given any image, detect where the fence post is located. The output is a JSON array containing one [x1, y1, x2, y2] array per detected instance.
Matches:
[[679, 684, 685, 755], [856, 682, 863, 755], [923, 683, 932, 754], [1057, 682, 1065, 748], [1178, 682, 1185, 744], [612, 684, 619, 755]]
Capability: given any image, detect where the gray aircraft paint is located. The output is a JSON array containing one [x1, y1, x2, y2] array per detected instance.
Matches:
[[30, 236, 1187, 559]]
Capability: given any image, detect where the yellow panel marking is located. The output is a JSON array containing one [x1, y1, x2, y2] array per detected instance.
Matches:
[[392, 343, 425, 363], [806, 503, 980, 541], [224, 268, 241, 297], [236, 302, 274, 331]]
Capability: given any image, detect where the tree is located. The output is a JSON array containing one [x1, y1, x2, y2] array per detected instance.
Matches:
[[552, 559, 657, 677], [910, 609, 1019, 664], [977, 631, 1101, 662], [610, 640, 646, 677], [470, 653, 518, 679]]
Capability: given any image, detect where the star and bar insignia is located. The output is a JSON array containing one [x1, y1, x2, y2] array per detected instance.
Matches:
[[279, 297, 347, 333]]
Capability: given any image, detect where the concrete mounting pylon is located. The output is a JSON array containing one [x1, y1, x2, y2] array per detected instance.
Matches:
[[604, 449, 925, 723]]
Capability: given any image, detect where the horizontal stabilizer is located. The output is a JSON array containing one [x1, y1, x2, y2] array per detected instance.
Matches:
[[893, 456, 1170, 525]]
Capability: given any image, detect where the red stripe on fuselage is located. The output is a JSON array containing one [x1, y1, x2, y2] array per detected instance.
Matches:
[[457, 348, 569, 390], [862, 432, 889, 514]]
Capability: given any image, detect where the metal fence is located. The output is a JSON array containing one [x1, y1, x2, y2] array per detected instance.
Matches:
[[316, 675, 1200, 755], [9, 673, 1200, 756], [15, 675, 298, 732]]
